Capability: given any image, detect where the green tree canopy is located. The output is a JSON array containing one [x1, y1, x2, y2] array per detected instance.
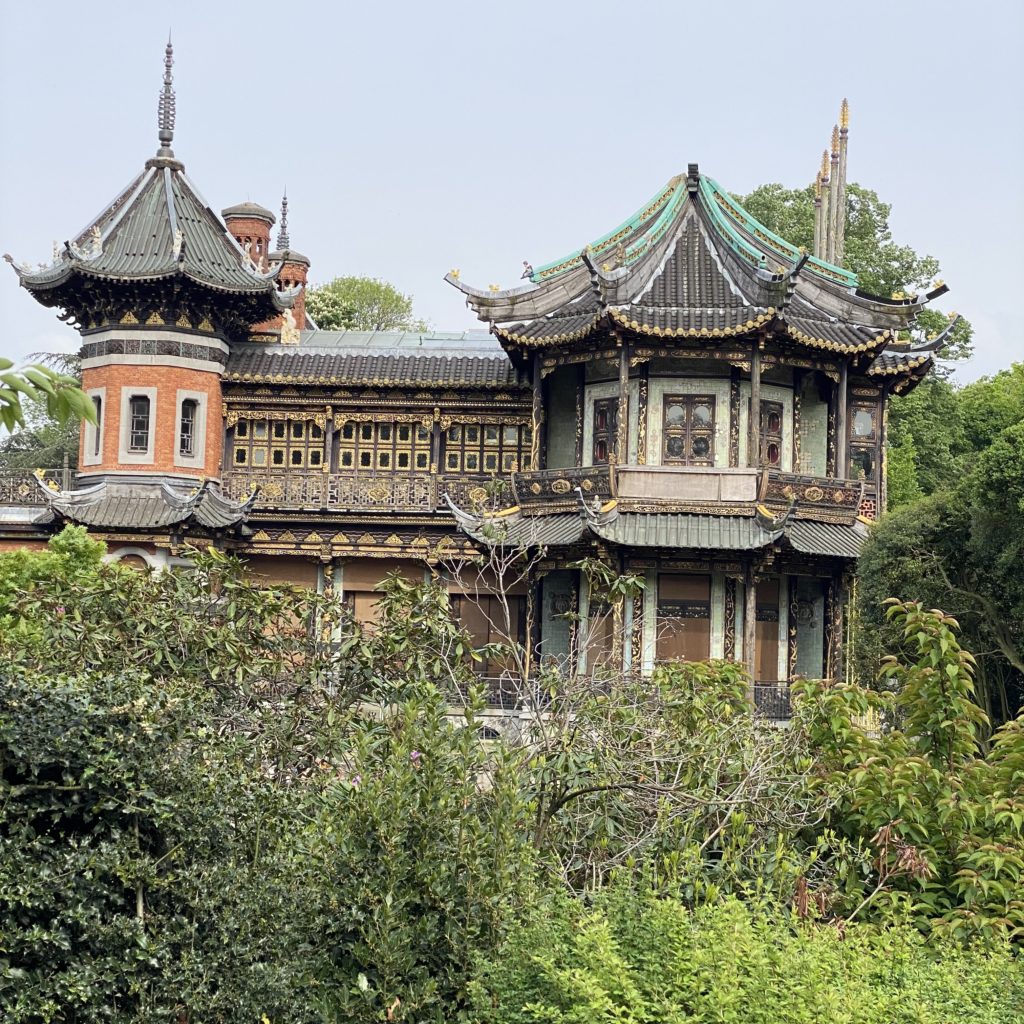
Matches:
[[736, 182, 972, 363], [306, 275, 429, 332]]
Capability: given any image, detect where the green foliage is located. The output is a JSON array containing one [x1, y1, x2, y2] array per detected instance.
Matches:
[[0, 669, 309, 1022], [796, 602, 1024, 942], [306, 276, 429, 332], [470, 888, 1024, 1024], [857, 393, 1024, 720], [0, 356, 94, 432]]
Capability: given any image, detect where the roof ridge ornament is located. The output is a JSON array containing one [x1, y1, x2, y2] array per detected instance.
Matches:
[[156, 37, 176, 158], [276, 189, 290, 250]]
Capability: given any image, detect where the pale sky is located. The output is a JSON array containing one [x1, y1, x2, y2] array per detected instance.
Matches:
[[2, 0, 1022, 381]]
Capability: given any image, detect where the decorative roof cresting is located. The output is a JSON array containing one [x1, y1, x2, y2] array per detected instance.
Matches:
[[157, 36, 175, 159]]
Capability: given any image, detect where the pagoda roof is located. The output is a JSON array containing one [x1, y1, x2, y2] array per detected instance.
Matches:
[[447, 166, 948, 360], [4, 42, 297, 324], [35, 475, 254, 534]]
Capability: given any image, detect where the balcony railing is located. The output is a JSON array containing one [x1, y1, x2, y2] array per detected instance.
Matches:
[[453, 674, 797, 721], [222, 469, 516, 515], [0, 469, 73, 505]]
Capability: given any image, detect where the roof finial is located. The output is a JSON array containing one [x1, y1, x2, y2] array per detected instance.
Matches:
[[276, 189, 290, 250], [157, 36, 176, 157], [831, 124, 840, 156], [840, 98, 849, 131]]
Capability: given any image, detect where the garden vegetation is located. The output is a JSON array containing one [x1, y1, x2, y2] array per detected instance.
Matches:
[[0, 530, 1021, 1022]]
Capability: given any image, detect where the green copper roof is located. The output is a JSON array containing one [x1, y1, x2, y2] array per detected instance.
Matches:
[[529, 171, 858, 290]]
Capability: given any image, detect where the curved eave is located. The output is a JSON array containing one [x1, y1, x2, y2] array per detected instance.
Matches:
[[14, 261, 293, 311], [782, 320, 893, 354], [609, 307, 775, 340]]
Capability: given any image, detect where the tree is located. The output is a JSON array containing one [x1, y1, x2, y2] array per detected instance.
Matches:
[[0, 352, 85, 471], [736, 182, 973, 363], [306, 276, 429, 332], [0, 354, 91, 433]]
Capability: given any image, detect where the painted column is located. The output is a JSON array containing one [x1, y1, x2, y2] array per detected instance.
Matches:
[[574, 364, 585, 467], [531, 353, 544, 471], [636, 362, 649, 465], [642, 568, 657, 675], [729, 368, 741, 467], [744, 562, 757, 686], [777, 574, 789, 682], [617, 342, 630, 464], [835, 360, 849, 479], [724, 576, 737, 661], [710, 571, 726, 659], [748, 343, 762, 469]]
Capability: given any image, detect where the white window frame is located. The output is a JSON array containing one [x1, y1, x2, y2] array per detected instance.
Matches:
[[173, 389, 208, 470], [118, 386, 157, 465], [82, 386, 106, 467]]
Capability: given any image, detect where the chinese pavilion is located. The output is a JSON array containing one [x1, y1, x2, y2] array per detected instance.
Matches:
[[1, 48, 955, 709]]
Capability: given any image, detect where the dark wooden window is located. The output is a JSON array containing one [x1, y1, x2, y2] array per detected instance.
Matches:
[[91, 396, 102, 456], [760, 400, 784, 466], [848, 402, 878, 481], [179, 399, 198, 457], [128, 396, 150, 452], [755, 578, 780, 683], [444, 422, 530, 474], [337, 421, 431, 473], [233, 418, 325, 468], [657, 574, 711, 662], [452, 594, 526, 676], [592, 398, 619, 465], [662, 395, 715, 466]]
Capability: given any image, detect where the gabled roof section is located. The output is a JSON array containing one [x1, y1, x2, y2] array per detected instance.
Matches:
[[448, 165, 949, 360], [4, 42, 297, 320]]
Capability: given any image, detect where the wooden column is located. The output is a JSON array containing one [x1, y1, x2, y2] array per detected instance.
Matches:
[[531, 352, 544, 471], [744, 561, 757, 690], [747, 342, 761, 468], [617, 341, 630, 463], [324, 405, 335, 473], [835, 359, 849, 478], [574, 364, 585, 467], [635, 362, 649, 465]]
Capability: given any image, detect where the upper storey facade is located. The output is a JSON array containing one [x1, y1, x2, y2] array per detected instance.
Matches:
[[446, 163, 955, 521]]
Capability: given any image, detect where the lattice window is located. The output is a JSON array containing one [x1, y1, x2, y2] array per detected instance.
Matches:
[[233, 418, 325, 469], [663, 395, 715, 466], [592, 399, 618, 465], [759, 400, 784, 467], [338, 421, 431, 473], [179, 399, 197, 457], [128, 396, 150, 453], [848, 402, 878, 481], [444, 422, 530, 474]]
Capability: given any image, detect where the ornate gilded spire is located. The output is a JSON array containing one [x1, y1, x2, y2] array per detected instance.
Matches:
[[840, 97, 849, 130], [831, 124, 840, 156], [820, 149, 830, 181], [276, 190, 290, 250], [157, 37, 176, 158]]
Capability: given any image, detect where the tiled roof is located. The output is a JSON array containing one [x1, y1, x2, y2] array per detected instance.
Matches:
[[43, 479, 250, 532], [449, 167, 947, 378], [226, 347, 523, 388], [593, 512, 771, 550], [455, 503, 867, 560], [10, 163, 294, 308]]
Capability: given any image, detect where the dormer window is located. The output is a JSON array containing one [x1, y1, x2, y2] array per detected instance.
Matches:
[[128, 396, 151, 452]]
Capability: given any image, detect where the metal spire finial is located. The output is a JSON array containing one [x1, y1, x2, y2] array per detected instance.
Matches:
[[276, 189, 290, 250], [157, 37, 176, 157]]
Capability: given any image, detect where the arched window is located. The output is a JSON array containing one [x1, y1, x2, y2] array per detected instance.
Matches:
[[179, 398, 198, 457], [128, 396, 150, 452], [91, 395, 102, 457]]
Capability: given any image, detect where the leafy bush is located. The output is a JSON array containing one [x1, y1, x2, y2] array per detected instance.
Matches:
[[470, 887, 1024, 1024]]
